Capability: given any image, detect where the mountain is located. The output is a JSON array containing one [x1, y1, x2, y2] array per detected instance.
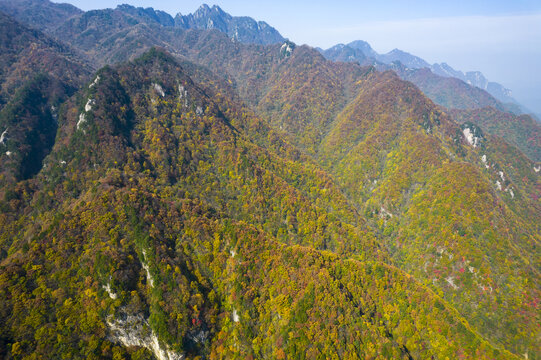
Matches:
[[347, 39, 379, 58], [431, 63, 516, 104], [451, 107, 541, 162], [320, 42, 541, 162], [48, 6, 182, 66], [0, 11, 89, 106], [0, 2, 540, 360], [386, 63, 504, 110], [318, 43, 371, 65], [378, 48, 431, 69], [0, 12, 91, 185], [234, 45, 540, 358], [0, 2, 285, 68], [320, 41, 524, 113], [0, 0, 285, 47], [1, 47, 520, 360], [394, 66, 541, 162], [115, 4, 176, 27], [0, 0, 82, 32], [98, 25, 540, 359], [114, 3, 286, 46], [174, 4, 285, 45]]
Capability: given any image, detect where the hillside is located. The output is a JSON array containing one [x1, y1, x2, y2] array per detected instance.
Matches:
[[451, 107, 541, 162], [0, 11, 89, 107], [320, 42, 541, 163], [0, 0, 82, 32], [0, 48, 522, 360], [171, 35, 540, 356], [0, 12, 91, 187], [0, 2, 539, 360]]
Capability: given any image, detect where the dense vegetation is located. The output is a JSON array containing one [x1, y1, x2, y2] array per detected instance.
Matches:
[[451, 107, 541, 162], [0, 3, 539, 359], [0, 49, 524, 360]]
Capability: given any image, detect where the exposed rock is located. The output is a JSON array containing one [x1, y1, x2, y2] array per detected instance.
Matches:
[[107, 309, 183, 360], [77, 113, 86, 130], [0, 128, 8, 146], [89, 75, 100, 88], [153, 83, 165, 97]]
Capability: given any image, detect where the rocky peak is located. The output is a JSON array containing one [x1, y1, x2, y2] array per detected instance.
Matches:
[[194, 4, 211, 18], [174, 3, 284, 45]]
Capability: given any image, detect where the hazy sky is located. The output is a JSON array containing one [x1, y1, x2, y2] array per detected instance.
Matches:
[[56, 0, 541, 114]]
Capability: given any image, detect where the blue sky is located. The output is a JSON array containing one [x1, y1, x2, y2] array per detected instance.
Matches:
[[57, 0, 541, 114]]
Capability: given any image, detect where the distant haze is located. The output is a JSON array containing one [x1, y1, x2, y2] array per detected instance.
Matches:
[[56, 0, 541, 115]]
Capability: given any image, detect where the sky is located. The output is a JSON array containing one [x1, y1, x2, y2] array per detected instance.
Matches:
[[56, 0, 541, 115]]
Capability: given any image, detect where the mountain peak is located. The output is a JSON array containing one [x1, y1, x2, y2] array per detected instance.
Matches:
[[211, 4, 225, 13], [379, 48, 430, 68], [388, 48, 406, 55], [193, 4, 211, 18], [345, 40, 378, 58], [174, 3, 284, 45]]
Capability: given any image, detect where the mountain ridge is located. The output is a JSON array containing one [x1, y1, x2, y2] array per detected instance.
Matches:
[[0, 2, 539, 359], [0, 46, 527, 360], [320, 40, 524, 112], [0, 0, 285, 47]]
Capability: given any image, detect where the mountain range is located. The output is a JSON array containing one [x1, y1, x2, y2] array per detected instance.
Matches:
[[319, 41, 527, 113], [0, 1, 539, 359]]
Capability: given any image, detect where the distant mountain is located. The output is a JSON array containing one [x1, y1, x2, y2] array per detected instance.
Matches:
[[391, 65, 505, 110], [115, 3, 286, 46], [0, 0, 285, 47], [320, 41, 523, 113], [175, 4, 285, 45], [431, 63, 517, 105], [378, 48, 431, 69], [0, 0, 82, 32], [316, 43, 371, 66], [347, 40, 379, 58], [115, 4, 175, 27]]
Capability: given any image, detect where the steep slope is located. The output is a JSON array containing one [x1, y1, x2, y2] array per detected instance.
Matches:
[[0, 11, 89, 107], [0, 12, 91, 187], [0, 0, 82, 32], [395, 66, 505, 110], [183, 41, 540, 357], [451, 107, 541, 162], [0, 75, 71, 185], [321, 43, 540, 162], [174, 4, 284, 45], [0, 3, 539, 359], [0, 48, 518, 360]]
